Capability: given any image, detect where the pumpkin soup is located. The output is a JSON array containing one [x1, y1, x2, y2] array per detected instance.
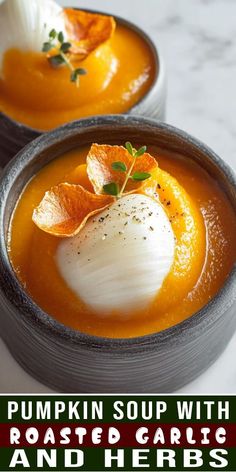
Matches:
[[8, 143, 236, 338], [0, 0, 155, 131]]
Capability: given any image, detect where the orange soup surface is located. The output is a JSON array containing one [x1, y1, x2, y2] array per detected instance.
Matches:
[[8, 146, 236, 338], [0, 24, 155, 131]]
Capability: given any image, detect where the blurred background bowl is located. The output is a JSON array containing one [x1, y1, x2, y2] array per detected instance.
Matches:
[[0, 9, 166, 167]]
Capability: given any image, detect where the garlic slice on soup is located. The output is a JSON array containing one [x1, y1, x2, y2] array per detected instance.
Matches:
[[57, 194, 175, 318]]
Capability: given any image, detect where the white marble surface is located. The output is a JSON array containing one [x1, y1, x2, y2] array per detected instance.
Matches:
[[0, 0, 236, 393]]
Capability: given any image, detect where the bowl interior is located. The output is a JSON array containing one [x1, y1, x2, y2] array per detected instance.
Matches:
[[1, 116, 236, 347]]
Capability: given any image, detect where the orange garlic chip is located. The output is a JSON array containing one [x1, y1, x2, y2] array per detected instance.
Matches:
[[87, 143, 159, 196], [64, 9, 116, 59], [32, 183, 115, 237]]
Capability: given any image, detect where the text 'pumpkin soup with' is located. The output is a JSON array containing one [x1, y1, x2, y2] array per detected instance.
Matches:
[[8, 142, 236, 338], [0, 0, 156, 130]]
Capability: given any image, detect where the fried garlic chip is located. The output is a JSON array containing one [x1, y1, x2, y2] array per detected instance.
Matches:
[[64, 8, 116, 59], [32, 183, 114, 237], [87, 143, 159, 196]]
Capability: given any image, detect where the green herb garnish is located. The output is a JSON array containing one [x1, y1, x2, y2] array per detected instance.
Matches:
[[103, 182, 119, 196], [132, 172, 151, 181], [111, 162, 127, 172], [42, 29, 87, 87], [103, 142, 151, 198]]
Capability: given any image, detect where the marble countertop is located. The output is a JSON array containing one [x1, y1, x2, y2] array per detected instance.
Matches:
[[0, 0, 236, 393], [63, 0, 236, 169]]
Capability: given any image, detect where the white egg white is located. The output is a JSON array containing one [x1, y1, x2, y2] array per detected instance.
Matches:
[[0, 0, 67, 66], [56, 194, 175, 318]]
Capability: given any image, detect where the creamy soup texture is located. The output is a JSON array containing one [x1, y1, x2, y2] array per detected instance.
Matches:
[[8, 146, 236, 338]]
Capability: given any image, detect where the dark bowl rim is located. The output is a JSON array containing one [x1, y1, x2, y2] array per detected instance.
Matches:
[[0, 6, 162, 135], [0, 115, 236, 352]]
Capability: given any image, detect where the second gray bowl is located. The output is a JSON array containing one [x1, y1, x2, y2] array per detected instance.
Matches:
[[0, 9, 165, 167]]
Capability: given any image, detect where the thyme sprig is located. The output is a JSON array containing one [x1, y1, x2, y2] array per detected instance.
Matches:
[[42, 29, 87, 87], [103, 142, 151, 197]]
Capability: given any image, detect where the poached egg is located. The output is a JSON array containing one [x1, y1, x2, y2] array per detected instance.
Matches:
[[56, 194, 175, 318]]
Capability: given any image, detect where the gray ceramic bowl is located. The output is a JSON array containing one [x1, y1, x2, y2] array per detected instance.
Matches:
[[0, 9, 165, 167], [0, 115, 236, 393]]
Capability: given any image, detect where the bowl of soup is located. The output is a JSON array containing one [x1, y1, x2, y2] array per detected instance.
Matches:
[[0, 115, 235, 392], [0, 0, 164, 166]]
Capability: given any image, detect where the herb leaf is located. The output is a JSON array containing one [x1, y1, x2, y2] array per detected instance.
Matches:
[[49, 29, 57, 39], [70, 71, 78, 83], [135, 146, 147, 158], [42, 42, 53, 52], [48, 54, 66, 66], [58, 31, 64, 43], [132, 172, 151, 181], [111, 161, 127, 172], [71, 68, 87, 83], [103, 182, 119, 196], [75, 68, 87, 76], [125, 142, 134, 156], [60, 42, 72, 53]]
